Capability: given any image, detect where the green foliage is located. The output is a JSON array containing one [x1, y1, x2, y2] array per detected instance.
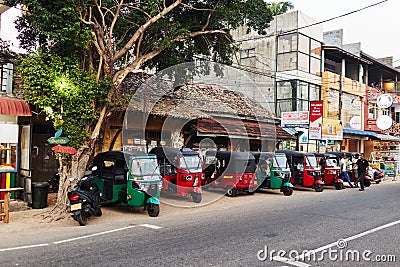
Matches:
[[17, 51, 110, 149]]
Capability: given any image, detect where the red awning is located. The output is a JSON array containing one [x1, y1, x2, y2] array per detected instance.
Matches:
[[0, 97, 32, 116], [197, 118, 295, 140]]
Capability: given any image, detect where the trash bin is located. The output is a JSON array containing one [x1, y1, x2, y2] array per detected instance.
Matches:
[[31, 182, 49, 209]]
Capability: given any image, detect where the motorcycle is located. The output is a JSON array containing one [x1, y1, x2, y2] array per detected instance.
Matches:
[[367, 166, 384, 184], [67, 176, 102, 226]]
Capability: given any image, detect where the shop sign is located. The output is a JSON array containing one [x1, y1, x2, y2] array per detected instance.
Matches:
[[349, 116, 362, 130], [322, 118, 343, 140], [299, 129, 309, 144], [350, 97, 362, 109], [281, 111, 309, 127], [376, 115, 393, 130], [47, 137, 70, 145], [376, 94, 394, 109], [0, 123, 18, 143], [309, 101, 323, 140], [52, 145, 77, 155]]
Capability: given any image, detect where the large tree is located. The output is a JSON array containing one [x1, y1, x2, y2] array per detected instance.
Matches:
[[6, 0, 293, 220]]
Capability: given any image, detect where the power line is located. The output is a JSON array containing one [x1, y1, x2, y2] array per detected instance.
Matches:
[[283, 0, 389, 35]]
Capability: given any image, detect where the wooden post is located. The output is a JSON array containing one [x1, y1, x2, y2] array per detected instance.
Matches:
[[4, 191, 10, 223], [0, 188, 24, 223]]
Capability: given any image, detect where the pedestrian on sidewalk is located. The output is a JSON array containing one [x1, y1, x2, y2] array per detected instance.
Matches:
[[356, 153, 369, 191], [340, 155, 354, 188]]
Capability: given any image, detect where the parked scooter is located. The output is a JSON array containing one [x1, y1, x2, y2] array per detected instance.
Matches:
[[367, 166, 384, 184], [67, 176, 102, 226]]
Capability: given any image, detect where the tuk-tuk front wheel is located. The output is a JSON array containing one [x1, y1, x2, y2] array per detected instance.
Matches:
[[335, 182, 344, 190], [314, 184, 324, 192], [282, 186, 293, 196], [226, 187, 236, 197], [147, 204, 160, 217], [192, 193, 202, 203]]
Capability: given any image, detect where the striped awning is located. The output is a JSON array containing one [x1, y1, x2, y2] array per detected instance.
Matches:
[[0, 97, 32, 116]]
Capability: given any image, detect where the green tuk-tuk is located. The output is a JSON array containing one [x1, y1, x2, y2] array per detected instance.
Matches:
[[252, 152, 294, 196], [90, 151, 162, 217]]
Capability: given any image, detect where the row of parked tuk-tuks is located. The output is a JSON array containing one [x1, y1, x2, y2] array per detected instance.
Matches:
[[67, 148, 384, 226]]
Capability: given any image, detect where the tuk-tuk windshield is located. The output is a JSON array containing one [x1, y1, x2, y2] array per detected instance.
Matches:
[[273, 155, 287, 168], [180, 155, 202, 170], [325, 158, 338, 167], [305, 156, 318, 167], [130, 158, 160, 176]]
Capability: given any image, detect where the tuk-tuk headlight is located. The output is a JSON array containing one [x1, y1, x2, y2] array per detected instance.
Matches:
[[192, 176, 199, 187], [183, 175, 193, 181]]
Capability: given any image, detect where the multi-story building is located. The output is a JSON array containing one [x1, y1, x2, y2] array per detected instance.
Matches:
[[232, 10, 400, 159]]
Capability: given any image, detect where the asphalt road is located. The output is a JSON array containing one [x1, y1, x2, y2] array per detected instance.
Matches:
[[1, 180, 399, 267]]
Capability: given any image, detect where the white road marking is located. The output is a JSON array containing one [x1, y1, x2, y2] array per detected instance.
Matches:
[[0, 243, 49, 252], [272, 256, 311, 267], [139, 223, 163, 229], [53, 225, 137, 244]]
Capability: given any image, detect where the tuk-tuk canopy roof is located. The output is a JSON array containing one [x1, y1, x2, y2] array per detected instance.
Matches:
[[93, 150, 151, 162], [212, 151, 256, 161], [149, 147, 199, 161], [329, 152, 360, 159], [275, 150, 316, 158], [251, 152, 274, 163]]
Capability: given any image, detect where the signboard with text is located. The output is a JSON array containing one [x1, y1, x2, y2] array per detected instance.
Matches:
[[281, 111, 309, 128], [309, 101, 323, 140], [322, 118, 343, 140]]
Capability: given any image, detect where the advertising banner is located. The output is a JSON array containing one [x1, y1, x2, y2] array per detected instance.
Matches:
[[309, 101, 323, 140], [322, 118, 343, 140], [281, 111, 309, 128]]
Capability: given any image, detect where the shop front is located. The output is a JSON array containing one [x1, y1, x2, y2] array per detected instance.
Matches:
[[0, 97, 32, 200]]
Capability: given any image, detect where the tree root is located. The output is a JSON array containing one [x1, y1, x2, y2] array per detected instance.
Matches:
[[36, 204, 70, 223]]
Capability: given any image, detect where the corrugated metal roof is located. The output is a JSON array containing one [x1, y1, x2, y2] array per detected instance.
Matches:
[[197, 118, 295, 140], [0, 96, 32, 116]]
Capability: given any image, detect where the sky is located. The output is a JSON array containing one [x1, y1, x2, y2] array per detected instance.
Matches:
[[289, 0, 400, 66]]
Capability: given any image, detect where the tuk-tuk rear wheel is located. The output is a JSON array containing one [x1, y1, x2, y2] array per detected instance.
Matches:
[[282, 186, 293, 196], [335, 182, 344, 190], [147, 204, 160, 217], [314, 184, 324, 192], [192, 193, 202, 203], [226, 187, 236, 197]]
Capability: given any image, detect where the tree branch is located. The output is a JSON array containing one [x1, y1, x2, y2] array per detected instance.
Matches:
[[111, 0, 182, 63]]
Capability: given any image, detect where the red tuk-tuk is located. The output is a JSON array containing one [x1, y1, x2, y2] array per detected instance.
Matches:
[[329, 152, 373, 187], [203, 151, 257, 197], [314, 153, 343, 190], [149, 147, 202, 203], [277, 150, 324, 192]]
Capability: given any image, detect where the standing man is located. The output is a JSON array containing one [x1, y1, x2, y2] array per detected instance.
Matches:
[[356, 153, 369, 191], [340, 155, 354, 188]]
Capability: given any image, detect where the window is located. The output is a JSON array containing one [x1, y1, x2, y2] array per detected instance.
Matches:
[[277, 33, 321, 76], [240, 48, 256, 59], [310, 40, 321, 58], [298, 34, 310, 54], [278, 33, 297, 53], [276, 80, 321, 115], [277, 52, 296, 71], [368, 103, 377, 119], [298, 53, 309, 72]]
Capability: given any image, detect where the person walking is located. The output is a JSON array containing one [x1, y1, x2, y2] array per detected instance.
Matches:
[[356, 153, 369, 191], [340, 155, 354, 188]]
